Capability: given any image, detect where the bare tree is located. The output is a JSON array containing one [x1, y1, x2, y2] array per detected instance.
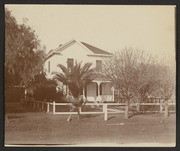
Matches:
[[135, 53, 158, 103], [154, 61, 175, 117], [103, 48, 157, 118]]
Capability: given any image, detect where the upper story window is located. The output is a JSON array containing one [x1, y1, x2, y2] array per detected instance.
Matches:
[[67, 58, 74, 70], [96, 60, 102, 71], [48, 61, 51, 72]]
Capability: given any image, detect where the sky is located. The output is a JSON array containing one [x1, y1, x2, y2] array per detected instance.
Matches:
[[5, 5, 176, 63]]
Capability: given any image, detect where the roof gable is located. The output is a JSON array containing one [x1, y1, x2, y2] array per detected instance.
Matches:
[[57, 39, 93, 54], [81, 42, 113, 55], [45, 39, 113, 60]]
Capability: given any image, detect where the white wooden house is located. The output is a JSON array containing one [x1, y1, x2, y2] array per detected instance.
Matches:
[[44, 39, 114, 102]]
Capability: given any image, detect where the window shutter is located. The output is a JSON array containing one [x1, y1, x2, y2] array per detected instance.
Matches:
[[67, 58, 74, 69]]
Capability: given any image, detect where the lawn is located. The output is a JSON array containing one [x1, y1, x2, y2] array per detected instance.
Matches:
[[5, 105, 176, 147]]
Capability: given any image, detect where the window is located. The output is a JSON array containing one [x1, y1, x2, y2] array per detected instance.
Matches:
[[48, 61, 50, 72], [67, 58, 74, 70], [96, 60, 102, 71]]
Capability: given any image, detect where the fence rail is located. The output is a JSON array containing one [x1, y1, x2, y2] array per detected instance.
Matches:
[[23, 99, 176, 121], [23, 99, 50, 113]]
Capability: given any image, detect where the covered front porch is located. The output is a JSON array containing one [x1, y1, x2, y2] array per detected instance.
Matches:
[[84, 80, 114, 102]]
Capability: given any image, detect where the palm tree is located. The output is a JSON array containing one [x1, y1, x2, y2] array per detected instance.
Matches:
[[53, 61, 95, 121], [53, 61, 95, 97]]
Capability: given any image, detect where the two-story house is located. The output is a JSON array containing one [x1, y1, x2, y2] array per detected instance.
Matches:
[[44, 39, 114, 102]]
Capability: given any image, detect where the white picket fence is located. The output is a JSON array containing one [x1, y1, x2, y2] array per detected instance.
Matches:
[[131, 102, 176, 113], [50, 102, 126, 121], [23, 99, 176, 121], [24, 99, 126, 121]]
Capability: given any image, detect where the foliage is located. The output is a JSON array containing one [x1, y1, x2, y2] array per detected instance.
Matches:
[[33, 73, 63, 101], [53, 62, 95, 98], [5, 8, 46, 87], [5, 86, 25, 103]]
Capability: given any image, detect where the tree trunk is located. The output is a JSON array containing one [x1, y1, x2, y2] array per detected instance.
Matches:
[[137, 101, 140, 112], [164, 100, 169, 118], [125, 99, 129, 119]]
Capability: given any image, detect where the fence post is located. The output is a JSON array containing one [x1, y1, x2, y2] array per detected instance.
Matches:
[[160, 102, 163, 112], [33, 101, 36, 109], [103, 104, 108, 121], [37, 102, 39, 109], [46, 102, 49, 113], [42, 103, 44, 111], [164, 100, 169, 118], [39, 103, 41, 110], [53, 101, 55, 115], [137, 102, 140, 112]]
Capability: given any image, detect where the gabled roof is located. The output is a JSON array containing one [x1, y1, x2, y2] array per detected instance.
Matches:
[[80, 42, 113, 55], [45, 39, 113, 60]]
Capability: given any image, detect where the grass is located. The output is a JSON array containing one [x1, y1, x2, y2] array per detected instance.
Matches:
[[5, 103, 176, 147], [5, 104, 176, 147]]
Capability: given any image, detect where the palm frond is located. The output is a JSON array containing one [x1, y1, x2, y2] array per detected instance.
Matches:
[[57, 64, 69, 75], [52, 61, 95, 98]]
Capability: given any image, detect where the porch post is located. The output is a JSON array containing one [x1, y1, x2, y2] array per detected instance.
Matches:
[[46, 102, 49, 113], [25, 89, 27, 99], [97, 82, 101, 96], [111, 86, 115, 102], [95, 82, 102, 102]]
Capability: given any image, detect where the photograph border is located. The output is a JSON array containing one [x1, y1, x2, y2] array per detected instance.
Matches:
[[0, 0, 179, 151]]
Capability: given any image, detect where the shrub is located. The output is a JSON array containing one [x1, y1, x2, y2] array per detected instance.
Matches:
[[5, 86, 25, 102], [32, 73, 64, 102]]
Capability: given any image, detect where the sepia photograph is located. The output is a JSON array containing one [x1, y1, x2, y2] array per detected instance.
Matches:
[[4, 4, 176, 147]]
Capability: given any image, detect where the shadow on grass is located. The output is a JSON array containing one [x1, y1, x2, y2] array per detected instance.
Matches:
[[108, 116, 116, 121], [6, 103, 43, 114], [7, 115, 24, 119], [128, 112, 160, 118], [128, 111, 170, 118], [81, 114, 100, 119], [128, 112, 142, 118]]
